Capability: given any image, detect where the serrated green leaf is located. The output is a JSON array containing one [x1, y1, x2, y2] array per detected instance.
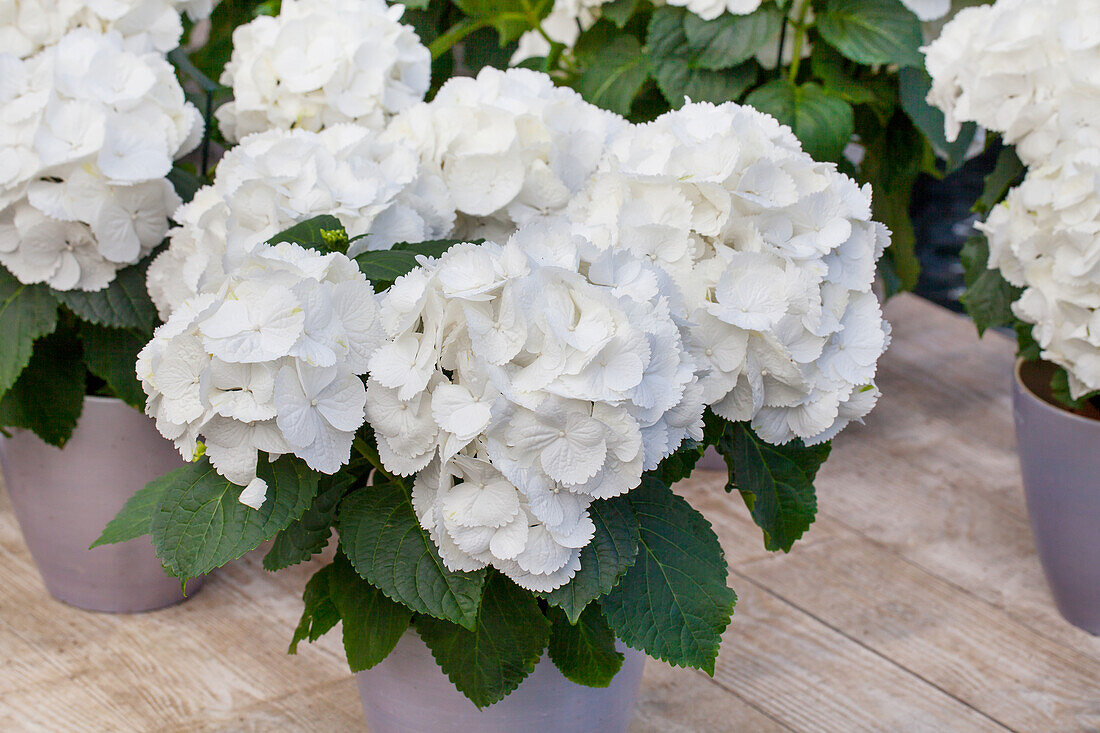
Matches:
[[648, 7, 759, 108], [416, 573, 550, 708], [601, 0, 638, 27], [816, 0, 924, 68], [0, 267, 58, 398], [960, 266, 1022, 336], [578, 34, 649, 116], [268, 214, 347, 252], [329, 552, 411, 672], [263, 472, 354, 571], [92, 472, 172, 548], [545, 497, 640, 624], [150, 455, 319, 582], [718, 421, 830, 552], [1016, 320, 1040, 362], [811, 43, 878, 106], [354, 250, 422, 289], [338, 482, 487, 629], [53, 261, 157, 334], [391, 238, 471, 258], [547, 604, 623, 688], [79, 323, 146, 410], [974, 146, 1025, 215], [897, 66, 977, 173], [651, 440, 705, 486], [0, 329, 84, 447], [602, 476, 735, 673], [167, 164, 205, 204], [290, 563, 341, 654], [745, 79, 853, 162], [682, 5, 781, 70]]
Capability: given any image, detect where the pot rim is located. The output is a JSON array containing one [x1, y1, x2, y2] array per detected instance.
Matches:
[[1014, 357, 1100, 429]]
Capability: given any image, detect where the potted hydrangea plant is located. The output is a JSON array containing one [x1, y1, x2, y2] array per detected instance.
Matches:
[[924, 0, 1100, 634], [0, 3, 219, 613]]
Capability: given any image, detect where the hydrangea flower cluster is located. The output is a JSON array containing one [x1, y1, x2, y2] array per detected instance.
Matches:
[[368, 223, 703, 591], [137, 241, 384, 507], [0, 29, 202, 290], [569, 101, 892, 445], [382, 67, 625, 243], [147, 124, 448, 318], [0, 0, 214, 58], [215, 0, 430, 143], [923, 0, 1100, 164]]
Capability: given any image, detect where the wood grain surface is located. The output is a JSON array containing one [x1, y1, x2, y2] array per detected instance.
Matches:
[[1, 294, 1097, 732]]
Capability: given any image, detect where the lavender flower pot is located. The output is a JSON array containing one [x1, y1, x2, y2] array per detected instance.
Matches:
[[1013, 359, 1100, 635], [356, 632, 646, 733], [0, 396, 202, 613]]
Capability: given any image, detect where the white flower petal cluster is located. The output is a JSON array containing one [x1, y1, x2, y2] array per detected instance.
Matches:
[[0, 0, 214, 58], [381, 67, 625, 243], [924, 0, 1100, 164], [512, 0, 607, 63], [138, 241, 383, 506], [215, 0, 430, 143], [666, 0, 763, 22], [369, 223, 703, 591], [0, 29, 201, 290], [147, 124, 446, 318], [569, 101, 891, 445]]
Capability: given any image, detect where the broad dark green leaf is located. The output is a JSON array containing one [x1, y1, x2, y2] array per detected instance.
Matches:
[[354, 250, 422, 289], [167, 164, 205, 204], [958, 234, 1021, 335], [53, 260, 157, 334], [974, 146, 1025, 215], [0, 267, 57, 398], [718, 421, 830, 552], [416, 573, 550, 708], [338, 483, 487, 629], [746, 79, 853, 162], [602, 476, 735, 673], [0, 329, 84, 447], [601, 0, 638, 27], [578, 34, 649, 116], [150, 455, 319, 582], [329, 553, 411, 672], [391, 238, 472, 258], [290, 562, 341, 654], [650, 441, 705, 486], [547, 604, 624, 688], [91, 472, 172, 548], [682, 4, 782, 70], [898, 66, 977, 173], [816, 0, 924, 68], [263, 472, 354, 571], [545, 497, 640, 623], [811, 43, 878, 106], [268, 214, 348, 252], [452, 0, 551, 44], [79, 323, 146, 410], [1016, 320, 1040, 362]]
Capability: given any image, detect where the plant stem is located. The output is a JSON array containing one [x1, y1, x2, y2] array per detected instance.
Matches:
[[787, 0, 813, 83]]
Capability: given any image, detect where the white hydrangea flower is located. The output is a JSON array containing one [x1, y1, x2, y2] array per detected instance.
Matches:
[[0, 0, 214, 58], [369, 223, 703, 591], [138, 240, 384, 506], [569, 100, 892, 446], [215, 0, 430, 143], [0, 28, 200, 290], [511, 0, 608, 63], [666, 0, 762, 22], [147, 124, 446, 318], [381, 67, 625, 242]]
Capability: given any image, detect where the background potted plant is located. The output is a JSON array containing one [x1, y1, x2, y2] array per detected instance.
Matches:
[[0, 4, 215, 612], [924, 0, 1100, 634]]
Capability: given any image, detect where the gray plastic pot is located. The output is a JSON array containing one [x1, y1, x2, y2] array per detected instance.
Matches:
[[356, 632, 646, 733], [0, 396, 202, 613], [1013, 359, 1100, 635]]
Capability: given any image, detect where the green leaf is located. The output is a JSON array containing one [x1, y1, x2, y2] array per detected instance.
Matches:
[[451, 0, 551, 44], [390, 238, 471, 258], [338, 482, 487, 629], [578, 34, 649, 116], [602, 476, 735, 673], [91, 473, 171, 548], [79, 323, 146, 410], [52, 260, 157, 334], [717, 421, 830, 552], [897, 66, 977, 174], [263, 472, 354, 571], [290, 562, 341, 654], [745, 79, 854, 162], [547, 604, 624, 688], [544, 497, 640, 624], [0, 267, 58, 398], [811, 43, 878, 106], [268, 214, 348, 252], [1016, 320, 1040, 362], [166, 164, 205, 204], [150, 455, 319, 582], [816, 0, 924, 68], [329, 553, 411, 672], [958, 234, 1022, 335], [682, 5, 782, 71], [601, 0, 638, 27], [651, 441, 705, 486], [974, 146, 1025, 215], [648, 7, 759, 108], [354, 250, 422, 289], [416, 573, 550, 708], [0, 329, 84, 447]]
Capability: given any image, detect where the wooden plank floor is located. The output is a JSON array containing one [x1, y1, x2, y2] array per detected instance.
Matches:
[[1, 294, 1098, 732]]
